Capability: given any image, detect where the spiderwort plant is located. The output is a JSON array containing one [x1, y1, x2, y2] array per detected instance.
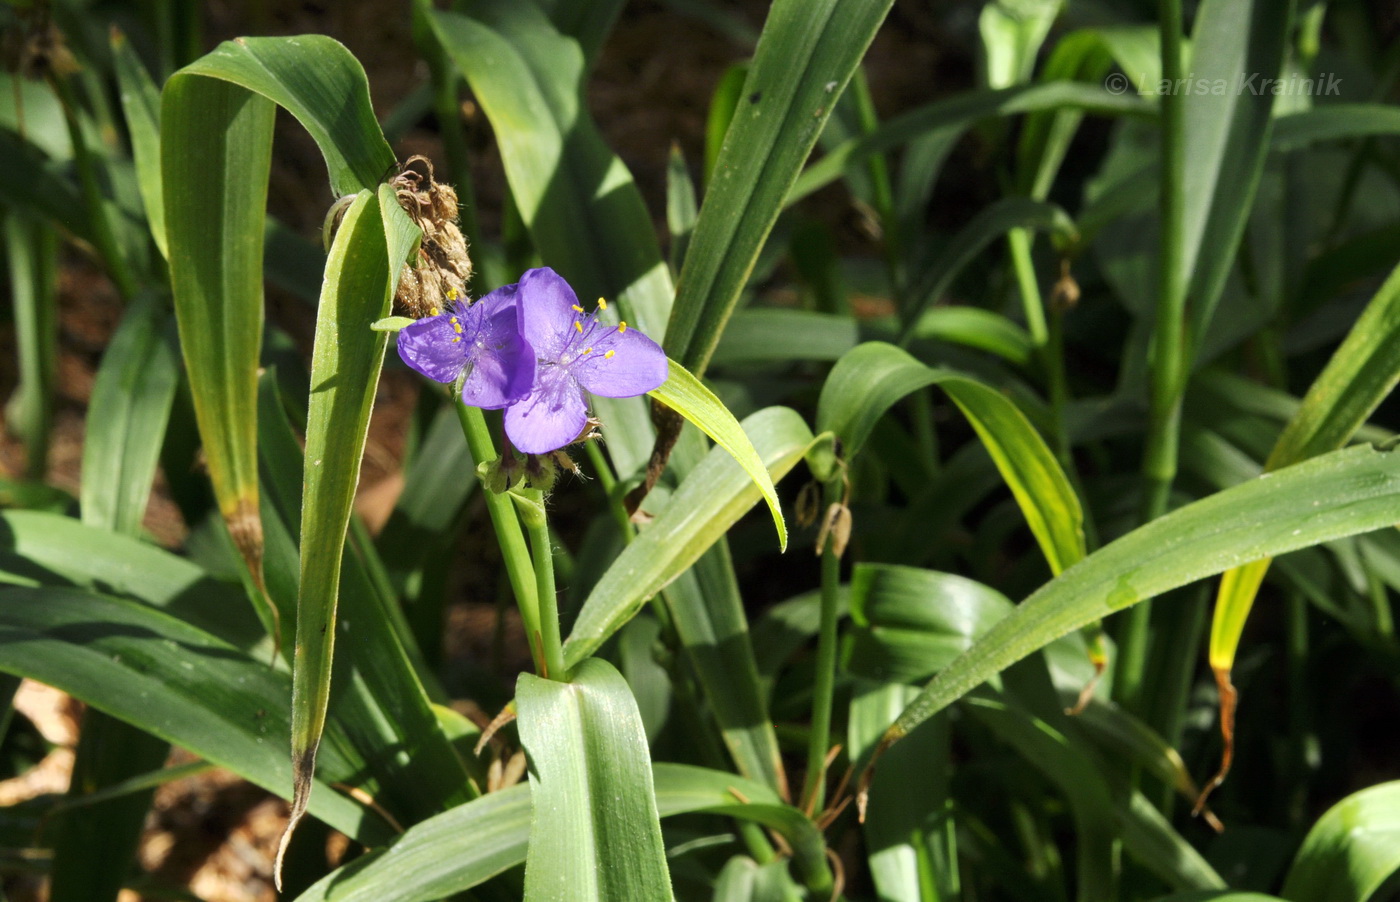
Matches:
[[397, 266, 667, 680]]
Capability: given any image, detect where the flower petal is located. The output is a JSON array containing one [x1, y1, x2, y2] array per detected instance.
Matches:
[[572, 325, 668, 398], [461, 304, 535, 408], [396, 309, 468, 383], [517, 267, 582, 362], [504, 366, 588, 454]]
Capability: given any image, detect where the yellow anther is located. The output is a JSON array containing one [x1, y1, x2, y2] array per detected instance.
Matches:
[[619, 321, 628, 333], [446, 288, 458, 300], [453, 322, 463, 333], [604, 349, 616, 359], [582, 347, 592, 354], [452, 336, 461, 343], [571, 304, 584, 312], [574, 320, 583, 333], [450, 316, 458, 323], [597, 297, 608, 310], [428, 306, 440, 316]]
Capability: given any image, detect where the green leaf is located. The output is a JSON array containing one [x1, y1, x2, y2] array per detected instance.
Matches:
[[111, 27, 166, 258], [256, 374, 473, 825], [0, 510, 264, 651], [49, 714, 168, 902], [881, 443, 1400, 747], [1271, 104, 1400, 151], [844, 564, 1014, 685], [564, 406, 815, 667], [80, 293, 179, 536], [517, 659, 673, 901], [1151, 894, 1285, 902], [1210, 262, 1400, 669], [176, 36, 395, 195], [664, 0, 896, 374], [712, 309, 860, 367], [818, 343, 1085, 574], [848, 681, 952, 902], [790, 82, 1148, 205], [979, 0, 1063, 89], [0, 587, 393, 846], [1180, 0, 1295, 341], [163, 33, 399, 611], [911, 307, 1034, 367], [968, 695, 1225, 896], [1280, 781, 1400, 902], [293, 763, 822, 901], [650, 357, 785, 548], [162, 68, 274, 582], [59, 282, 178, 902], [662, 544, 789, 797], [667, 142, 698, 274], [283, 186, 418, 870]]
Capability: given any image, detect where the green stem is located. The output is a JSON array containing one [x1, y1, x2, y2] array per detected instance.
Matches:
[[520, 488, 566, 681], [453, 401, 542, 665], [800, 480, 843, 816], [1121, 0, 1187, 714], [3, 214, 58, 480], [1008, 228, 1048, 347]]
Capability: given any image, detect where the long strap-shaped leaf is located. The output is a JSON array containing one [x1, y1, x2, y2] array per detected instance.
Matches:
[[0, 588, 393, 846], [280, 186, 418, 880], [564, 407, 816, 666], [665, 0, 894, 375], [293, 763, 826, 901], [1202, 261, 1400, 804], [1280, 780, 1400, 902], [818, 342, 1085, 575], [55, 290, 179, 902], [162, 34, 396, 616], [869, 442, 1400, 772], [162, 68, 275, 596], [517, 659, 673, 901]]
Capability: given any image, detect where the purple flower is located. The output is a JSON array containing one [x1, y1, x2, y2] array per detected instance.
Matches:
[[505, 267, 668, 454], [397, 285, 535, 409]]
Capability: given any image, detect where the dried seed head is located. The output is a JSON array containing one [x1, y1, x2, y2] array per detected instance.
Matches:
[[795, 481, 821, 528], [390, 155, 473, 318], [1051, 258, 1081, 312], [815, 502, 853, 558]]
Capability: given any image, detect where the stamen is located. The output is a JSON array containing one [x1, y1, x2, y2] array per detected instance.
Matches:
[[604, 350, 616, 359], [428, 306, 440, 316], [582, 347, 592, 354], [571, 304, 584, 312], [446, 288, 458, 301], [454, 322, 463, 333], [597, 297, 608, 311], [452, 336, 461, 343], [619, 321, 628, 333], [574, 321, 583, 333]]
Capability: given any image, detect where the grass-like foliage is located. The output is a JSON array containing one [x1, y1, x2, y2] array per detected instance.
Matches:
[[3, 0, 1400, 899]]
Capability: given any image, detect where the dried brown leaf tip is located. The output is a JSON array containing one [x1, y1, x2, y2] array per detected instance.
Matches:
[[390, 155, 473, 319]]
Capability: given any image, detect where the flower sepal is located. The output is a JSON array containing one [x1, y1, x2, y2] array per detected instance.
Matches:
[[371, 315, 415, 333]]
